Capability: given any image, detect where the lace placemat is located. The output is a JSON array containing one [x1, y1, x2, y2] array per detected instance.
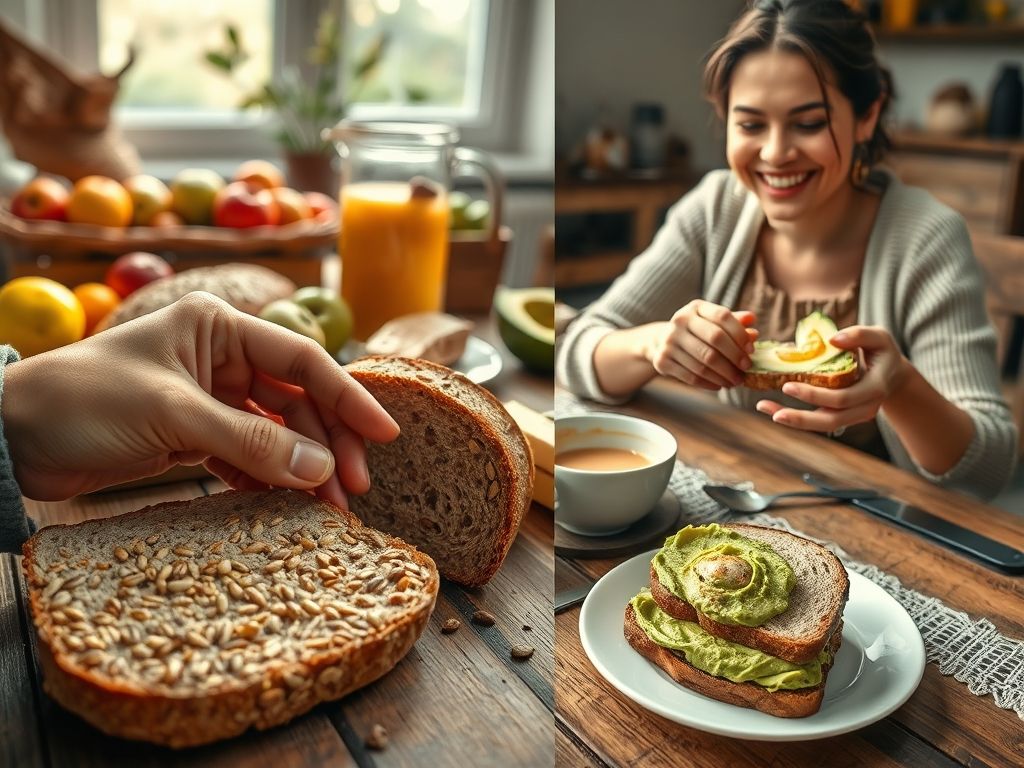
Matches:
[[555, 393, 1024, 720]]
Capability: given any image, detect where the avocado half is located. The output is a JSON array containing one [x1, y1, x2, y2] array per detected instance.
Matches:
[[494, 286, 555, 372]]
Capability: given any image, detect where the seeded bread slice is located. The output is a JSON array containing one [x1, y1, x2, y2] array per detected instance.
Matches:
[[742, 349, 859, 391], [624, 603, 842, 718], [650, 524, 849, 664], [22, 489, 438, 748], [345, 356, 534, 587]]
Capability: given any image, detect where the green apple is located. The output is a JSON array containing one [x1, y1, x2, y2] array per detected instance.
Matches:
[[170, 168, 225, 225], [258, 299, 326, 347], [291, 287, 353, 356], [448, 191, 471, 229]]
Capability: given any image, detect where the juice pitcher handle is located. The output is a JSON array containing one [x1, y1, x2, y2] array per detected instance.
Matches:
[[453, 146, 504, 250]]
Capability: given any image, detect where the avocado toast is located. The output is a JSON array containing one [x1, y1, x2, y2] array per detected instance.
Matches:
[[623, 523, 850, 718], [742, 311, 859, 390]]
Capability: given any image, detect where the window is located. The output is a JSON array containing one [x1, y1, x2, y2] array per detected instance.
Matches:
[[12, 0, 539, 163]]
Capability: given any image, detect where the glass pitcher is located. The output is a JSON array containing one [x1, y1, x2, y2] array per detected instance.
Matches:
[[323, 120, 503, 341]]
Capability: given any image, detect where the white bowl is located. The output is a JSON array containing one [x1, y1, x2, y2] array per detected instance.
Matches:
[[554, 413, 677, 536]]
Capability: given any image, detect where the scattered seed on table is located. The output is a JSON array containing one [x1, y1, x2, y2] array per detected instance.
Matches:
[[365, 723, 388, 750], [441, 618, 461, 634], [511, 644, 535, 661], [471, 610, 496, 627]]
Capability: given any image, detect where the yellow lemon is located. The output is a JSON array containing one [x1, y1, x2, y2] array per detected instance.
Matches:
[[0, 277, 86, 357]]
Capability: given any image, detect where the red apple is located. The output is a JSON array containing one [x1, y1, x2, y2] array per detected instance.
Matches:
[[304, 191, 338, 218], [213, 182, 281, 228], [105, 252, 175, 298], [11, 177, 69, 221]]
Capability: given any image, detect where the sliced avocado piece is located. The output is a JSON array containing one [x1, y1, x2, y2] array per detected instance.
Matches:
[[750, 311, 844, 373], [494, 286, 555, 372]]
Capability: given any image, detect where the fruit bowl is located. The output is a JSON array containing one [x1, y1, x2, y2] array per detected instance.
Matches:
[[0, 199, 339, 288]]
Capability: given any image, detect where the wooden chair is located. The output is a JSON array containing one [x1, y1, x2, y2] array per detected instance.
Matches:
[[969, 229, 1024, 451]]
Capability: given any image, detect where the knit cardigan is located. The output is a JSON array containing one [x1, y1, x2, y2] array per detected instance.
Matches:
[[556, 169, 1018, 500]]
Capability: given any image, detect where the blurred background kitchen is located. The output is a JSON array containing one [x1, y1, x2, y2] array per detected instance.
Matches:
[[555, 0, 1024, 510], [0, 0, 554, 318]]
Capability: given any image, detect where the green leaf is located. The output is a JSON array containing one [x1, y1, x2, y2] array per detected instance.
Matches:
[[352, 33, 388, 80], [226, 24, 240, 50], [205, 52, 234, 72], [405, 85, 430, 103]]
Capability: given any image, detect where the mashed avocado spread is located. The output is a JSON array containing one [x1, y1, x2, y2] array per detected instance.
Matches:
[[631, 591, 827, 690], [652, 524, 795, 627]]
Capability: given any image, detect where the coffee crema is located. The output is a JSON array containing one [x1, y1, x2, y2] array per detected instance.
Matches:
[[555, 447, 651, 471]]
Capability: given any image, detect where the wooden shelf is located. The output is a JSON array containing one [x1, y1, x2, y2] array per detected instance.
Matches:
[[893, 131, 1024, 158], [874, 23, 1024, 43]]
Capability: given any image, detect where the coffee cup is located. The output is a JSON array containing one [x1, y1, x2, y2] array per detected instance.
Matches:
[[554, 413, 676, 536]]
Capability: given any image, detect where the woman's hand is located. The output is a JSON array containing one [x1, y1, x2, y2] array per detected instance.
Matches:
[[3, 292, 399, 505], [645, 301, 758, 390], [755, 325, 912, 432]]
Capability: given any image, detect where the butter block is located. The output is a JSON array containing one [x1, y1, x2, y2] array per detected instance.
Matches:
[[533, 468, 554, 510], [503, 400, 554, 474]]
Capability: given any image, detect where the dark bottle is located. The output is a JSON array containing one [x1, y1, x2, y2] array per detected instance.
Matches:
[[987, 64, 1023, 139]]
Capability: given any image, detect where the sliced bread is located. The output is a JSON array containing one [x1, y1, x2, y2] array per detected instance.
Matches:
[[22, 489, 438, 748], [345, 356, 534, 586], [742, 350, 859, 390], [624, 602, 842, 718], [650, 524, 849, 664]]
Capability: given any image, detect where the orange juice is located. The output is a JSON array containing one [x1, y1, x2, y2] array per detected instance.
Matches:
[[340, 181, 449, 340]]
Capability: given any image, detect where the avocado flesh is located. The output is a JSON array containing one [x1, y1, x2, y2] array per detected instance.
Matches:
[[494, 286, 555, 371], [751, 311, 846, 373]]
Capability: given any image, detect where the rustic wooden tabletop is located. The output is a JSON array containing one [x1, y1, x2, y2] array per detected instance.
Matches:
[[1, 318, 555, 768], [555, 379, 1024, 768]]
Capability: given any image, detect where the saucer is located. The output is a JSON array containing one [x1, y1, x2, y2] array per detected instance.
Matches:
[[554, 489, 681, 559]]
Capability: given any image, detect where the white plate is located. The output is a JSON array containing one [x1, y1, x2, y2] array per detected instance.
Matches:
[[579, 550, 925, 741], [339, 335, 503, 386]]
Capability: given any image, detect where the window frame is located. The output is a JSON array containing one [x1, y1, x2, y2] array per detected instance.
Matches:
[[15, 0, 535, 163]]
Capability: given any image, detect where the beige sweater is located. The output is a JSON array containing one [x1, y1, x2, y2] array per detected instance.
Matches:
[[557, 169, 1018, 500]]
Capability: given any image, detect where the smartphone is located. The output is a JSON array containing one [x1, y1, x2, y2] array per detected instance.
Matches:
[[852, 497, 1024, 574]]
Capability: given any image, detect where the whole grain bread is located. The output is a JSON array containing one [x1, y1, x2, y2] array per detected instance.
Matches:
[[94, 263, 296, 331], [345, 356, 534, 587], [22, 489, 438, 748], [741, 366, 859, 390], [650, 523, 849, 664], [624, 603, 842, 718]]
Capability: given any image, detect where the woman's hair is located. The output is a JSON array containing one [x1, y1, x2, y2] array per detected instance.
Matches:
[[703, 0, 893, 166]]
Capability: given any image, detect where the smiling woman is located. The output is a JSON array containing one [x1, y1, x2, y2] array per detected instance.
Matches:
[[556, 0, 1018, 500]]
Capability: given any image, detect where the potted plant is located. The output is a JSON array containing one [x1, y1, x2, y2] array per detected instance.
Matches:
[[205, 7, 386, 197]]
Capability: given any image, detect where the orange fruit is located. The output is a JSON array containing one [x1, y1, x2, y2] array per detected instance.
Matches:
[[233, 159, 285, 191], [73, 282, 120, 334], [776, 331, 826, 362], [0, 277, 86, 357], [67, 176, 133, 227]]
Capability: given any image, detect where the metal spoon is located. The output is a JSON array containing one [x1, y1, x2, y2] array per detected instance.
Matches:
[[703, 485, 879, 513]]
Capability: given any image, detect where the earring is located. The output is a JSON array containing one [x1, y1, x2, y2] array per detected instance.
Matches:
[[851, 142, 870, 186]]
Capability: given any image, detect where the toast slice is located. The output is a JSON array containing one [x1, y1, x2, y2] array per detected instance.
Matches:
[[624, 602, 842, 718], [742, 346, 859, 390], [22, 489, 439, 748], [345, 356, 534, 587], [650, 524, 849, 664]]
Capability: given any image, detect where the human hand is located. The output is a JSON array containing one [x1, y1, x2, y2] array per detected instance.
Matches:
[[755, 325, 912, 432], [645, 301, 758, 390], [3, 292, 399, 505]]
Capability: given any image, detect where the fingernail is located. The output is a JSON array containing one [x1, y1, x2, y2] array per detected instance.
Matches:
[[290, 441, 333, 483], [782, 383, 797, 396], [832, 332, 847, 344], [773, 413, 789, 425]]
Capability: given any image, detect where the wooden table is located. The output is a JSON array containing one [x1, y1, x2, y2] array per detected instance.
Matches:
[[0, 319, 554, 768], [555, 380, 1024, 768]]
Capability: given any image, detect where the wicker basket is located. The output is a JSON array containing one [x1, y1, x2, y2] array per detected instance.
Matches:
[[0, 200, 339, 288]]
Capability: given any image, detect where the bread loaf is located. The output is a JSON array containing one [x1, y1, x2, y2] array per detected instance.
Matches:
[[22, 489, 438, 748], [345, 356, 534, 586], [94, 263, 296, 331]]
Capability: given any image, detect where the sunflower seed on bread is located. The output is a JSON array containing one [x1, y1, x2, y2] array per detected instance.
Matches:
[[345, 356, 534, 586], [22, 489, 438, 748]]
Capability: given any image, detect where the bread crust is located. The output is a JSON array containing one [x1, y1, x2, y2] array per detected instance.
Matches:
[[649, 524, 849, 664], [624, 603, 841, 718], [94, 263, 296, 332], [346, 356, 534, 586], [22, 490, 439, 748], [742, 366, 859, 390]]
